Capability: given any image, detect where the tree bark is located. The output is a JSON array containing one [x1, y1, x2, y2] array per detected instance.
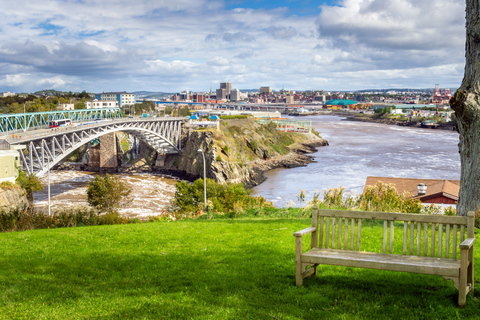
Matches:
[[450, 1, 480, 216]]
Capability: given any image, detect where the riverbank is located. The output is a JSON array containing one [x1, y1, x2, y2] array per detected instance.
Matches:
[[343, 113, 456, 131]]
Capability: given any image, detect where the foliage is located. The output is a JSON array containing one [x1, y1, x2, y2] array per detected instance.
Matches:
[[300, 182, 443, 215], [0, 206, 138, 232], [357, 182, 423, 213], [248, 139, 259, 151], [86, 174, 132, 214], [15, 169, 43, 200], [172, 178, 273, 217], [373, 106, 391, 118], [0, 181, 18, 191]]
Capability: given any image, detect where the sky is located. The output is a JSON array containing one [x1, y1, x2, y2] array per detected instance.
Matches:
[[0, 0, 466, 93]]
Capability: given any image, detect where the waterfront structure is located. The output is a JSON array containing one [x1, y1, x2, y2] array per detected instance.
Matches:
[[95, 92, 136, 108]]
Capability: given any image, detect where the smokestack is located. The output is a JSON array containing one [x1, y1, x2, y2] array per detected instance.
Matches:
[[417, 183, 427, 196]]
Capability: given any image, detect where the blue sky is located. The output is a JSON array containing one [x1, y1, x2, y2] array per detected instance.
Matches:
[[224, 0, 330, 16], [0, 0, 466, 93]]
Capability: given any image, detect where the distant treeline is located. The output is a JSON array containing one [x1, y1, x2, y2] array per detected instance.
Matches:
[[0, 91, 91, 114]]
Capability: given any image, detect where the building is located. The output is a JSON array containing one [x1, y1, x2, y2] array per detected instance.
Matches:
[[95, 91, 136, 108], [216, 88, 227, 100], [193, 94, 205, 103], [365, 176, 459, 205], [57, 103, 74, 111], [220, 82, 232, 95], [0, 140, 25, 183], [230, 89, 241, 101], [1, 92, 15, 97], [85, 100, 119, 109], [285, 96, 294, 104], [260, 87, 272, 94]]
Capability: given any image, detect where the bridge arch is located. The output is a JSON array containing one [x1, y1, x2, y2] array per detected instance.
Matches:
[[9, 118, 185, 176]]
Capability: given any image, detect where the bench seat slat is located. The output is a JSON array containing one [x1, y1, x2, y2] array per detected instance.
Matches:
[[302, 248, 462, 277]]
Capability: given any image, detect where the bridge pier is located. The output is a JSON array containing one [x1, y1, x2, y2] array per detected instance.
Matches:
[[100, 133, 118, 168]]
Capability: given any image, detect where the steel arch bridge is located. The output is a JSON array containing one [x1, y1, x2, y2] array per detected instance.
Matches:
[[8, 118, 186, 176]]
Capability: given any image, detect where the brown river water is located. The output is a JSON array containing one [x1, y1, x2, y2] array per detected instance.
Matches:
[[34, 115, 461, 215]]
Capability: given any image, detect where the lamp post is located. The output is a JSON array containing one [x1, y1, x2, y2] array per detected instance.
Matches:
[[47, 158, 51, 216], [197, 149, 207, 210], [23, 103, 26, 132]]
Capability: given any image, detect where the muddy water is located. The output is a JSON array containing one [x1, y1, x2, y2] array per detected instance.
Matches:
[[34, 171, 178, 218]]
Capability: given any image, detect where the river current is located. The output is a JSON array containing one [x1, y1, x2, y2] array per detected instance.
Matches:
[[34, 115, 461, 215], [251, 115, 460, 207]]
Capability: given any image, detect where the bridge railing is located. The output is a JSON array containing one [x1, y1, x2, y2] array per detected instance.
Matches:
[[0, 108, 123, 134], [4, 116, 188, 144]]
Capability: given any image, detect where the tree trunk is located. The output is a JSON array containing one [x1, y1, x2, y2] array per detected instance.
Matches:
[[450, 1, 480, 216]]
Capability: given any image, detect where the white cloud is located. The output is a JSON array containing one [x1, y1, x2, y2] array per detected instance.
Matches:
[[207, 57, 230, 66], [0, 0, 467, 92]]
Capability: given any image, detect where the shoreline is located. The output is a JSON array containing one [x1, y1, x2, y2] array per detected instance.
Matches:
[[344, 114, 456, 131]]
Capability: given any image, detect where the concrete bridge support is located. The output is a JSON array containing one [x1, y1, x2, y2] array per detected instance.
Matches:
[[100, 133, 118, 168]]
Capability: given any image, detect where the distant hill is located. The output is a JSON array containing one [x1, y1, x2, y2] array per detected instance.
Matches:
[[133, 91, 174, 99]]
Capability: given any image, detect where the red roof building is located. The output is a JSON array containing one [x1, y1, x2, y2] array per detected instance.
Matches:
[[364, 176, 459, 205]]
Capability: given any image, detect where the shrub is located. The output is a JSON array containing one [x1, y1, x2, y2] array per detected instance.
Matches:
[[0, 206, 141, 233], [171, 178, 273, 217], [86, 174, 132, 214], [0, 181, 18, 190], [358, 182, 423, 213]]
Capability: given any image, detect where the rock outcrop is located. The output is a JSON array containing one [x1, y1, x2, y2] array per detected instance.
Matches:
[[0, 187, 30, 212]]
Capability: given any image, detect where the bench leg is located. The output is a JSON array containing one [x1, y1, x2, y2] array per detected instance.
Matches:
[[468, 248, 474, 297], [459, 250, 468, 307], [295, 237, 303, 286]]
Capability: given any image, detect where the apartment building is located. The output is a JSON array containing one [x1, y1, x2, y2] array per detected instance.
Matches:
[[85, 100, 119, 109], [94, 91, 136, 108]]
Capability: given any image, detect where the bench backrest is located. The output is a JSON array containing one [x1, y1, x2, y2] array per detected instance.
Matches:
[[311, 206, 475, 260]]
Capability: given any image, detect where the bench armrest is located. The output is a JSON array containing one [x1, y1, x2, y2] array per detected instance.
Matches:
[[460, 238, 475, 250], [294, 226, 316, 237]]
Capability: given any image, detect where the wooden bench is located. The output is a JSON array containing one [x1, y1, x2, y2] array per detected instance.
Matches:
[[294, 206, 475, 307]]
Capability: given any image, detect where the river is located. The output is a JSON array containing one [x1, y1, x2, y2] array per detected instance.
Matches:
[[34, 115, 461, 215], [251, 115, 460, 207]]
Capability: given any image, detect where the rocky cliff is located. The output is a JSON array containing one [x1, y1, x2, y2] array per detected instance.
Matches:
[[0, 187, 30, 212], [155, 118, 328, 188]]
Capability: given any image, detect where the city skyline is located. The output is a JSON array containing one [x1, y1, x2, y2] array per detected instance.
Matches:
[[0, 0, 466, 93]]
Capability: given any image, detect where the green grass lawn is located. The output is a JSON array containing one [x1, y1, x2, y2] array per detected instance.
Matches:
[[0, 218, 479, 319]]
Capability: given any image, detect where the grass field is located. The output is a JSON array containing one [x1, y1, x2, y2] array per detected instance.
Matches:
[[0, 218, 479, 319]]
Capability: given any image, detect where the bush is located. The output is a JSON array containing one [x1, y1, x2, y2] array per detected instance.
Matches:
[[86, 174, 132, 214], [0, 206, 139, 233], [171, 178, 273, 217], [0, 181, 18, 190]]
